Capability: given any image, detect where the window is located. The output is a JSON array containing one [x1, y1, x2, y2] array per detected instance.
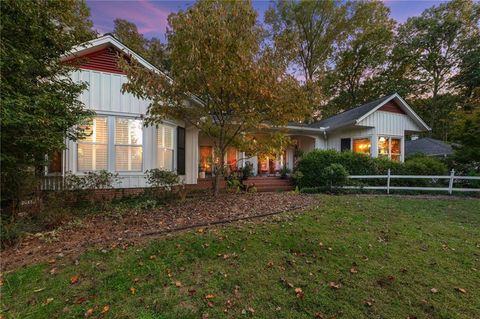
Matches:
[[48, 151, 62, 174], [115, 118, 143, 171], [77, 117, 108, 171], [199, 146, 213, 174], [353, 138, 371, 155], [341, 138, 351, 152], [157, 124, 174, 170], [378, 136, 401, 161], [226, 148, 237, 172]]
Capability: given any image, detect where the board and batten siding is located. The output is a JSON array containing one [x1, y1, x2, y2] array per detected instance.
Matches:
[[358, 111, 420, 136], [65, 69, 199, 187], [72, 69, 150, 115]]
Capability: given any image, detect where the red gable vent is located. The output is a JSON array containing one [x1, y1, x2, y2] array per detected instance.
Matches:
[[75, 47, 125, 74], [379, 101, 406, 115]]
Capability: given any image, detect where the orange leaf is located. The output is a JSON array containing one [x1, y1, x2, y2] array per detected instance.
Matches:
[[70, 275, 79, 285], [130, 287, 137, 295], [205, 294, 216, 300], [101, 304, 110, 314], [175, 281, 182, 288], [84, 308, 94, 317]]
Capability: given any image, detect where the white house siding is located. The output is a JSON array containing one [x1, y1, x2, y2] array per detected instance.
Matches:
[[65, 69, 198, 187], [325, 111, 424, 161]]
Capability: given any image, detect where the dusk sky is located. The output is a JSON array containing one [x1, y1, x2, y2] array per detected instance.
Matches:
[[86, 0, 447, 41]]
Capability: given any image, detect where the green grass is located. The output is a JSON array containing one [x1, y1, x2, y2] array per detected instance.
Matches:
[[2, 195, 480, 319]]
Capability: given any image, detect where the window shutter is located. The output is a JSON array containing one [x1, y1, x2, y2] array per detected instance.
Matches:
[[177, 127, 186, 175], [341, 138, 351, 152]]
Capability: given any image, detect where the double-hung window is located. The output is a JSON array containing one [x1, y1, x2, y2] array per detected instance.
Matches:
[[157, 124, 174, 170], [77, 117, 108, 171], [115, 118, 143, 171], [378, 136, 401, 161]]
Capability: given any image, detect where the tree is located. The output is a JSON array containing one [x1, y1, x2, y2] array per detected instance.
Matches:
[[113, 19, 170, 71], [122, 0, 308, 195], [0, 0, 96, 214], [265, 0, 348, 82], [394, 0, 480, 138], [322, 0, 395, 117]]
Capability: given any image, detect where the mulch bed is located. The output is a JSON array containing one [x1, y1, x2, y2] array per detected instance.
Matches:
[[1, 193, 318, 271]]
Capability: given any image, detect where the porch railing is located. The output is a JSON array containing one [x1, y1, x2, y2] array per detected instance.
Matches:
[[345, 169, 480, 194]]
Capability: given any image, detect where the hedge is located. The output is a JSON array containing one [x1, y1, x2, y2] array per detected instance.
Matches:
[[296, 150, 448, 189]]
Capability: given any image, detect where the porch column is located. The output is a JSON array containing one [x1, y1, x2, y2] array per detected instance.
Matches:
[[185, 127, 199, 184], [314, 136, 323, 150], [371, 134, 378, 158]]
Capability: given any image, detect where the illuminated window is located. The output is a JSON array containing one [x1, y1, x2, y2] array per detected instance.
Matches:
[[378, 136, 401, 161], [226, 148, 237, 172], [353, 138, 371, 155], [77, 117, 108, 171], [157, 125, 174, 170], [378, 136, 389, 158], [199, 146, 213, 174], [115, 118, 143, 171]]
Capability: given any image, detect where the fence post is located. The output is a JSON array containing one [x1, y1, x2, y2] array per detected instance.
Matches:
[[387, 168, 391, 194], [448, 169, 455, 195]]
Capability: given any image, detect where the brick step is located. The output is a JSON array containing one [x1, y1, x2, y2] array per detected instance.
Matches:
[[253, 185, 295, 192]]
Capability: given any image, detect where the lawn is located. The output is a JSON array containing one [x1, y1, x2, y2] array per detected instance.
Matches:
[[1, 195, 479, 318]]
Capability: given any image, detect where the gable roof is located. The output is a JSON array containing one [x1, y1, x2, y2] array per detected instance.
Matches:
[[62, 34, 204, 106], [306, 93, 430, 132], [405, 138, 453, 157], [62, 34, 165, 76]]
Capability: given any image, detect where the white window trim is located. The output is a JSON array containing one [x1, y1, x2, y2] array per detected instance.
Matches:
[[156, 123, 176, 171], [114, 117, 144, 173], [352, 136, 372, 156], [77, 116, 108, 172], [377, 135, 403, 161]]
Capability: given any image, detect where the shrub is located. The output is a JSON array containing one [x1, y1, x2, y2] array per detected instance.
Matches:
[[403, 154, 448, 175], [279, 166, 291, 179], [297, 150, 375, 188], [374, 157, 404, 174], [145, 169, 181, 190], [240, 162, 254, 180], [64, 170, 121, 190], [322, 164, 348, 188]]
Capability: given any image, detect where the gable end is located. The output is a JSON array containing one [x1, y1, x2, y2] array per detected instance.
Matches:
[[72, 47, 125, 74], [378, 101, 406, 115]]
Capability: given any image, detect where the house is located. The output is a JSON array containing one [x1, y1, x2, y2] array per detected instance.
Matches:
[[405, 137, 454, 158], [46, 35, 430, 189]]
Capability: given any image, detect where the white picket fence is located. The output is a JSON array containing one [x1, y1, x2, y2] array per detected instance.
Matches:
[[345, 169, 480, 194]]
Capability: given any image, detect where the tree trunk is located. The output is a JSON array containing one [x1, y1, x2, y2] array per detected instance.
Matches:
[[213, 150, 225, 196]]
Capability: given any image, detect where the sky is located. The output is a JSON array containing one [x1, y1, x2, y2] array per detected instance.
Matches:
[[86, 0, 447, 41]]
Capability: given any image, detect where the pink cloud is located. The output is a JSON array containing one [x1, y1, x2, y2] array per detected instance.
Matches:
[[87, 0, 174, 39]]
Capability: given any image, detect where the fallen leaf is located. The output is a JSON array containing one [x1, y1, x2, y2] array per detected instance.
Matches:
[[350, 267, 358, 274], [101, 304, 110, 314], [130, 287, 137, 295], [294, 287, 304, 298], [75, 297, 87, 304], [267, 261, 274, 268], [430, 288, 438, 294], [188, 288, 197, 296], [175, 281, 182, 288], [49, 268, 57, 275], [207, 301, 214, 308], [329, 282, 341, 289], [44, 298, 54, 305], [455, 287, 466, 294], [247, 307, 255, 314], [205, 294, 216, 300], [149, 255, 156, 260], [84, 308, 94, 317], [33, 288, 46, 293], [70, 275, 79, 285]]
